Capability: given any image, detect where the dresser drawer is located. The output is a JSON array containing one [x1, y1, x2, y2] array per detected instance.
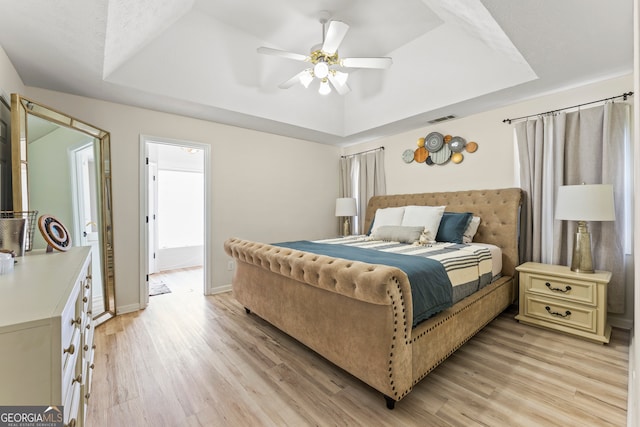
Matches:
[[526, 274, 596, 305], [524, 295, 597, 333], [62, 328, 81, 397]]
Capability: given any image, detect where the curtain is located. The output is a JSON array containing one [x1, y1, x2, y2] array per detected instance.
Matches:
[[339, 149, 386, 234], [516, 103, 631, 313]]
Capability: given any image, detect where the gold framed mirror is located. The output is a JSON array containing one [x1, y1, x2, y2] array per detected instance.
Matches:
[[10, 94, 116, 324]]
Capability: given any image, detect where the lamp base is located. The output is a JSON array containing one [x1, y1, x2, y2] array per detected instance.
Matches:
[[570, 221, 594, 273], [342, 217, 351, 237]]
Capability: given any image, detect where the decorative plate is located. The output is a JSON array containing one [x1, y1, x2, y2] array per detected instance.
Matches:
[[414, 147, 428, 163], [38, 214, 71, 252], [416, 137, 425, 147], [443, 135, 452, 143], [425, 132, 444, 152], [449, 136, 467, 152], [466, 141, 478, 153], [430, 143, 451, 164], [425, 156, 434, 165], [402, 149, 415, 163]]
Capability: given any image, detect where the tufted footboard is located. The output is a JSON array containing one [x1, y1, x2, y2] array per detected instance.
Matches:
[[224, 238, 415, 402]]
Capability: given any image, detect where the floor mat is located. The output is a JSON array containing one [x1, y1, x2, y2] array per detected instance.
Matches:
[[149, 282, 171, 296]]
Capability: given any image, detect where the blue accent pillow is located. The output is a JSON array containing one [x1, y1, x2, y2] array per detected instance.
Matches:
[[436, 212, 473, 243]]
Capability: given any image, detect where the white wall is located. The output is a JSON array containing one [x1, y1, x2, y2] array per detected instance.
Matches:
[[629, 1, 639, 425], [0, 45, 24, 100], [21, 87, 341, 313]]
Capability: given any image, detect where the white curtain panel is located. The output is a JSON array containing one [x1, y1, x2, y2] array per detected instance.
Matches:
[[339, 149, 386, 234], [516, 103, 631, 313]]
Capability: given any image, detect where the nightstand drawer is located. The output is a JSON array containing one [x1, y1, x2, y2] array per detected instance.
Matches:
[[524, 296, 596, 333], [527, 274, 596, 305]]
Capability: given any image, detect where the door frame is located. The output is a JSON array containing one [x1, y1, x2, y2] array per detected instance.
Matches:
[[138, 135, 212, 308]]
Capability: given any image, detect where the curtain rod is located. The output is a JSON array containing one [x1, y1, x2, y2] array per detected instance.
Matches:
[[502, 91, 633, 124], [341, 146, 384, 158]]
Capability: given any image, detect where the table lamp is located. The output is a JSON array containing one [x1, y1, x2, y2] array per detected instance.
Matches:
[[555, 184, 615, 273], [335, 198, 357, 236]]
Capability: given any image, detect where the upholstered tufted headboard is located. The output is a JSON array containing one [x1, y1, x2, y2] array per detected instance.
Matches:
[[364, 188, 523, 278]]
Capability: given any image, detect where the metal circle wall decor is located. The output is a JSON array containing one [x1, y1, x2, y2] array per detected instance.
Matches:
[[449, 136, 466, 152], [431, 143, 451, 164], [402, 148, 415, 163], [425, 132, 444, 152], [38, 214, 72, 252], [414, 147, 428, 163], [402, 132, 479, 167]]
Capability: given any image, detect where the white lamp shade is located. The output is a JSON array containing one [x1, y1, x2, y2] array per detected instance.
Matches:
[[555, 184, 615, 221], [335, 198, 357, 217]]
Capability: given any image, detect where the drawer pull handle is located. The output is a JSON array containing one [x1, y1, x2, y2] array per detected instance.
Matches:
[[83, 296, 88, 303], [92, 344, 97, 350], [72, 374, 82, 384], [85, 283, 90, 289], [545, 282, 571, 293], [84, 344, 89, 352], [85, 392, 91, 400], [90, 363, 95, 369], [71, 316, 82, 326], [545, 306, 571, 318], [64, 344, 75, 355], [65, 419, 77, 427], [86, 323, 91, 330]]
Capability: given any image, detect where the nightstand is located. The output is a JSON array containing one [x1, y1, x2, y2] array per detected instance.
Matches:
[[515, 262, 611, 344]]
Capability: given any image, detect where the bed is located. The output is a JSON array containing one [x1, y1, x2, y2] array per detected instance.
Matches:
[[224, 188, 522, 408]]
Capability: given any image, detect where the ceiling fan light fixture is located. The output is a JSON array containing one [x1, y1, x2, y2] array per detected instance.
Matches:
[[332, 70, 348, 86], [299, 69, 314, 88], [318, 79, 332, 95], [314, 61, 329, 79]]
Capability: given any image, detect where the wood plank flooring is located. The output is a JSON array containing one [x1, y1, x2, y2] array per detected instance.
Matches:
[[86, 268, 629, 426]]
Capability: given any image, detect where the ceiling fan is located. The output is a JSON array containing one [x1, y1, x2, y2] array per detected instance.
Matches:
[[257, 15, 393, 95]]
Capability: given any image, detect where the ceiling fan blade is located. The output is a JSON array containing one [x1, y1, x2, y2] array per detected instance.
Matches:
[[278, 70, 309, 89], [342, 57, 393, 69], [257, 47, 308, 62], [321, 21, 349, 55], [328, 73, 351, 95]]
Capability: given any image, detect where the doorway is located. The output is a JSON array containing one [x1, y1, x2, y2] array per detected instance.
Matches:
[[139, 136, 211, 308]]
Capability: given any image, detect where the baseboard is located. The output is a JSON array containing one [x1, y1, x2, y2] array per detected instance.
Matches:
[[610, 316, 634, 330], [208, 284, 232, 295], [628, 331, 636, 427], [116, 303, 142, 315]]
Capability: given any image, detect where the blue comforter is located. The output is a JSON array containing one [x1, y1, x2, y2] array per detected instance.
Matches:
[[273, 241, 452, 326]]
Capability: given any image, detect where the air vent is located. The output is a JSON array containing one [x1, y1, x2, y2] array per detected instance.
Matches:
[[428, 115, 456, 124]]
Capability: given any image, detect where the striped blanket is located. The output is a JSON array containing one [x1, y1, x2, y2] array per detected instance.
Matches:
[[314, 236, 495, 306]]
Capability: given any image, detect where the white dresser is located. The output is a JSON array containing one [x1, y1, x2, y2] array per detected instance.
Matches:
[[0, 247, 95, 427]]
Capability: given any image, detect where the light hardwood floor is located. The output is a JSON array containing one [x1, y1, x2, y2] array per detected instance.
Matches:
[[86, 268, 629, 426]]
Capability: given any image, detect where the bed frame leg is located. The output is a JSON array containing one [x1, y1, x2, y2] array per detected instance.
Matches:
[[384, 395, 396, 410], [244, 307, 251, 314]]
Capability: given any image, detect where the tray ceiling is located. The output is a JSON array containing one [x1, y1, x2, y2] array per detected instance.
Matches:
[[0, 0, 632, 146]]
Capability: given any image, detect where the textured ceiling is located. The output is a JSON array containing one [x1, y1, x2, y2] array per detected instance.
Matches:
[[0, 0, 633, 146]]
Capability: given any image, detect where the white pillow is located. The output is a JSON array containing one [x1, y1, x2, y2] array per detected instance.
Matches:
[[370, 207, 405, 234], [463, 216, 481, 243], [401, 205, 446, 243]]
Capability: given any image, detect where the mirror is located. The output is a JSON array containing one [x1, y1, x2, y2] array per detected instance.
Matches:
[[10, 94, 116, 324]]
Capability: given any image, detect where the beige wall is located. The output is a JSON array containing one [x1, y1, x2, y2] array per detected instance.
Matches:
[[345, 74, 633, 195], [21, 87, 341, 312], [0, 45, 24, 99]]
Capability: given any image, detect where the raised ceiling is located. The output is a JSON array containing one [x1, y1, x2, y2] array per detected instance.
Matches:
[[0, 0, 632, 146]]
